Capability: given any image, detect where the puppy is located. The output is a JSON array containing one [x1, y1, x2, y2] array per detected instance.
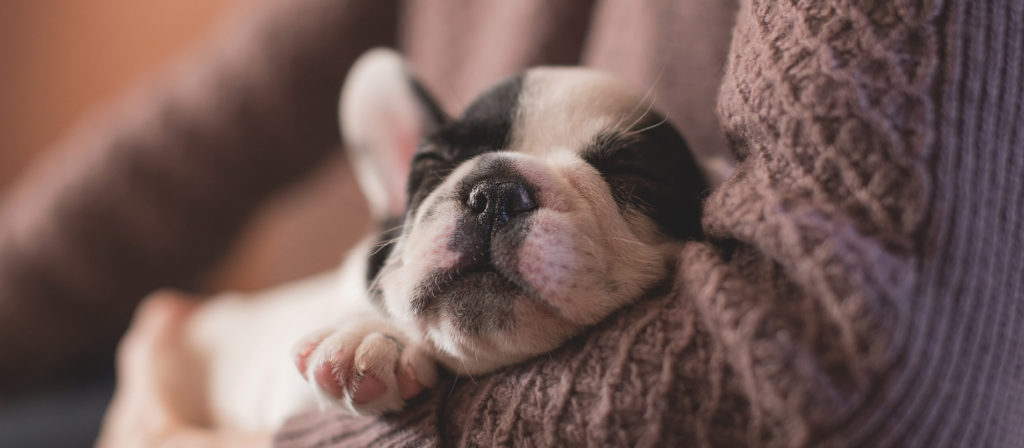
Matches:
[[177, 48, 707, 430]]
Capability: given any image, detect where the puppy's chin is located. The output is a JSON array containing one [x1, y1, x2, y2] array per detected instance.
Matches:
[[406, 260, 571, 374], [411, 225, 671, 374], [422, 288, 583, 375]]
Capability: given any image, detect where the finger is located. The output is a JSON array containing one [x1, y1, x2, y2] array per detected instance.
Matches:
[[131, 290, 199, 336], [116, 291, 198, 387]]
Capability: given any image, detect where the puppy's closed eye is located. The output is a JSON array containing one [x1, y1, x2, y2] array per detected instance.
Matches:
[[408, 148, 455, 202], [600, 154, 666, 183], [412, 148, 449, 165], [581, 126, 705, 240], [585, 134, 664, 191]]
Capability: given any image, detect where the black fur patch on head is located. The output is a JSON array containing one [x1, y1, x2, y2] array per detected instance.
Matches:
[[583, 113, 708, 239], [405, 75, 524, 216]]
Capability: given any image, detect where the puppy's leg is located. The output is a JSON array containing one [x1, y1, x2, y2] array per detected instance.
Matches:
[[181, 237, 439, 426], [292, 320, 438, 416], [182, 239, 390, 428]]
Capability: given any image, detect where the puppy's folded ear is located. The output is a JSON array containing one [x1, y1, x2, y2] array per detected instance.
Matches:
[[340, 48, 447, 220]]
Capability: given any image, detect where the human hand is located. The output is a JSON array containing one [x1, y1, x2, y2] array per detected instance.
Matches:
[[95, 291, 271, 448]]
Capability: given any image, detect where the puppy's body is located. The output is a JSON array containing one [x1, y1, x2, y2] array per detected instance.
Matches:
[[180, 241, 377, 429], [179, 49, 708, 430]]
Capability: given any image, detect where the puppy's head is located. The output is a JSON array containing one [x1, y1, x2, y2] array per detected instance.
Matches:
[[341, 49, 706, 374]]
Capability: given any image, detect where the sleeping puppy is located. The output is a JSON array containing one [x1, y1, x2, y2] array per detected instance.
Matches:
[[178, 48, 707, 430]]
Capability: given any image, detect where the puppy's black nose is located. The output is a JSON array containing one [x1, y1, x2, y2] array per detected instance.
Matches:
[[466, 180, 537, 229]]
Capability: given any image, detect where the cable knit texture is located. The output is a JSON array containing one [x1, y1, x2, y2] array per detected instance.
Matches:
[[0, 0, 1021, 446]]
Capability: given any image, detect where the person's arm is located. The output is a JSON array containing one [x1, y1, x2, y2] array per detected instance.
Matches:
[[0, 0, 398, 395], [276, 0, 1024, 445]]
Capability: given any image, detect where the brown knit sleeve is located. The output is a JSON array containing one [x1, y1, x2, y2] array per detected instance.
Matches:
[[0, 0, 398, 395], [276, 0, 1024, 446]]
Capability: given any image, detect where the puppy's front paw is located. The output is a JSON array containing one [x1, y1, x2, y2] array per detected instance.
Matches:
[[292, 325, 437, 416]]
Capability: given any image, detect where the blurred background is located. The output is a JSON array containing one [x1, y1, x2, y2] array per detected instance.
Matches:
[[0, 0, 369, 292], [0, 0, 246, 190], [0, 2, 369, 445]]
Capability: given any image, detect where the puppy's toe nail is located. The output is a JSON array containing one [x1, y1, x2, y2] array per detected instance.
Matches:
[[313, 362, 345, 399], [396, 366, 424, 400], [292, 329, 331, 377], [352, 374, 386, 404]]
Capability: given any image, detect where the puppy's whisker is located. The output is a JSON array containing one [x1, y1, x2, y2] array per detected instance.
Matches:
[[367, 273, 386, 296], [378, 222, 407, 234], [616, 72, 659, 129], [368, 237, 402, 256], [622, 114, 670, 138], [614, 64, 666, 135], [447, 375, 460, 399], [461, 357, 478, 385], [623, 96, 659, 136]]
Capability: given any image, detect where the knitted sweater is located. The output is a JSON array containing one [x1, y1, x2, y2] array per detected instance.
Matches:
[[0, 0, 1020, 446]]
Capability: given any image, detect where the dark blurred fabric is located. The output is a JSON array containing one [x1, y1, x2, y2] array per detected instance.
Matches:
[[0, 369, 112, 448], [0, 0, 398, 396], [0, 0, 253, 191]]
